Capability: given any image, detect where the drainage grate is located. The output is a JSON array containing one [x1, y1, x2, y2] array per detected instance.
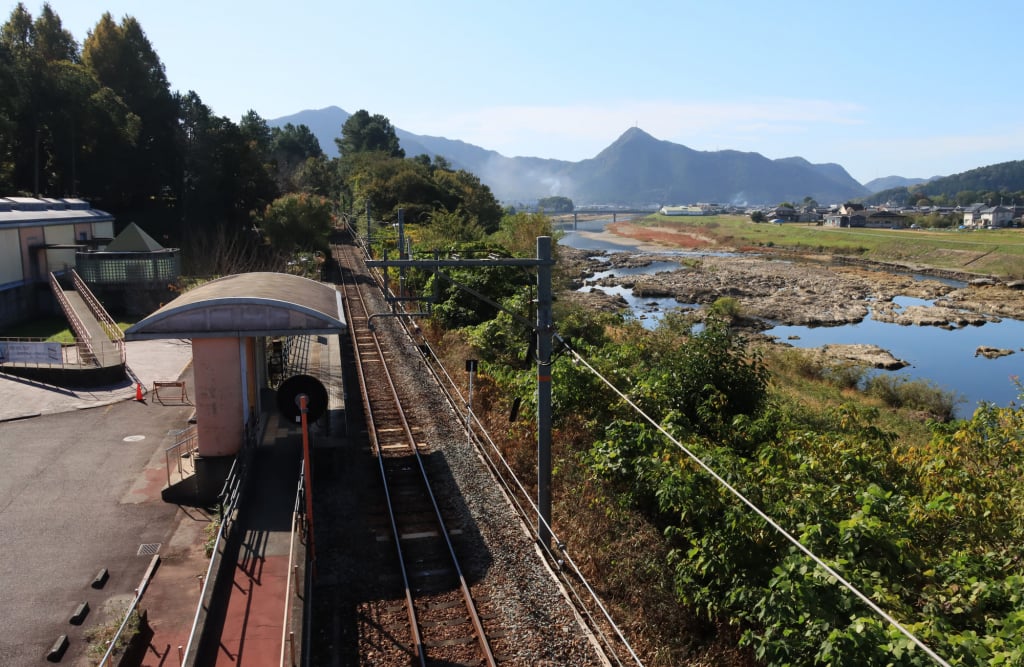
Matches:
[[137, 543, 161, 556]]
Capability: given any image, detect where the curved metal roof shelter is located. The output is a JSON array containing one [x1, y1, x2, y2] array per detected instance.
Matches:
[[125, 272, 346, 339]]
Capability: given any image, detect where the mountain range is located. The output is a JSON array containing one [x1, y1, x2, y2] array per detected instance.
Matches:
[[269, 106, 916, 206]]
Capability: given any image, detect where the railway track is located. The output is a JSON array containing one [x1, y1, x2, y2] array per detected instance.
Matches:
[[335, 237, 501, 666]]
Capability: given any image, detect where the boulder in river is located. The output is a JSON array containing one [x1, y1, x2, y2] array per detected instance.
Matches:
[[975, 346, 1015, 359], [815, 344, 909, 370]]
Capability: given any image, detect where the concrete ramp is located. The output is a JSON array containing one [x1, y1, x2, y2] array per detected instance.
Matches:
[[49, 270, 125, 369]]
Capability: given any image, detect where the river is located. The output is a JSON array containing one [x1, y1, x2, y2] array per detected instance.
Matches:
[[557, 219, 1022, 419]]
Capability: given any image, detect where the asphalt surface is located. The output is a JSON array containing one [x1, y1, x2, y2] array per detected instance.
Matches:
[[0, 339, 196, 666]]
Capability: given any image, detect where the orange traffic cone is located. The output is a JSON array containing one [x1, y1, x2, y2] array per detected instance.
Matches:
[[135, 383, 144, 402]]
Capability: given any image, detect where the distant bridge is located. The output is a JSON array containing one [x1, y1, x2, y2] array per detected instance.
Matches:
[[548, 209, 656, 228]]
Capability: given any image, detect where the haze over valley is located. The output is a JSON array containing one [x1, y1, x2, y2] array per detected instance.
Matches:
[[272, 106, 942, 207]]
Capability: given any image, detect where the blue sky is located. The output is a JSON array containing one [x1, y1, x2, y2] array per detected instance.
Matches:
[[18, 0, 1024, 185]]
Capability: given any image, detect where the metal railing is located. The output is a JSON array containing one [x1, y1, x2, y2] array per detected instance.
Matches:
[[49, 272, 97, 363], [280, 463, 306, 667], [71, 269, 126, 365], [165, 425, 199, 487], [181, 410, 262, 665], [0, 336, 114, 370], [98, 554, 160, 666]]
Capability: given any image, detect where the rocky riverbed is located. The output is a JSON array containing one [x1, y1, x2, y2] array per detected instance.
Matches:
[[562, 246, 1024, 326], [558, 227, 1024, 365]]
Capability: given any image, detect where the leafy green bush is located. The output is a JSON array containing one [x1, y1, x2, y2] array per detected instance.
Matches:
[[428, 251, 533, 329], [585, 364, 1024, 665], [709, 296, 741, 322], [822, 362, 867, 390], [610, 318, 770, 444], [432, 259, 1022, 665], [864, 374, 961, 421]]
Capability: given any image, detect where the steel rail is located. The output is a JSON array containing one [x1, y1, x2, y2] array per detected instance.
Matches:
[[340, 254, 426, 666], [338, 240, 497, 667]]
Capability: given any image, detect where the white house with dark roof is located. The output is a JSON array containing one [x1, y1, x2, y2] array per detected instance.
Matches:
[[961, 203, 986, 227], [979, 205, 1014, 228]]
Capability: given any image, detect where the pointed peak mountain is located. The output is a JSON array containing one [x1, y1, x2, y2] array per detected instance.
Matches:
[[593, 126, 687, 162], [620, 126, 655, 140], [269, 106, 874, 203], [609, 126, 660, 147]]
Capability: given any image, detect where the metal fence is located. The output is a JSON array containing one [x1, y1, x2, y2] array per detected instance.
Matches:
[[180, 410, 262, 664], [164, 425, 199, 487], [0, 336, 120, 370], [71, 269, 126, 365], [280, 462, 307, 667]]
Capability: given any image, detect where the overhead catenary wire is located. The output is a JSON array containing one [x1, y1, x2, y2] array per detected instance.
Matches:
[[553, 332, 953, 667]]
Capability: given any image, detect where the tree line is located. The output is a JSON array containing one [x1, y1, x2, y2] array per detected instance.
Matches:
[[863, 160, 1024, 208], [0, 3, 504, 274]]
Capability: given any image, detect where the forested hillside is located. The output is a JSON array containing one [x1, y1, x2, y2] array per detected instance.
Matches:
[[864, 160, 1024, 206], [0, 5, 503, 274]]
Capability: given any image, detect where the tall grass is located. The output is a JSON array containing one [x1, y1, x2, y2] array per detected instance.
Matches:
[[769, 348, 866, 389], [863, 373, 963, 421]]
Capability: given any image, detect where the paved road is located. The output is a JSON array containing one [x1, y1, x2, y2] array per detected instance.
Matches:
[[0, 339, 194, 423], [0, 340, 195, 665]]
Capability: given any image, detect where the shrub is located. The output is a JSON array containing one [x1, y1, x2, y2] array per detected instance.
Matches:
[[864, 374, 961, 421], [822, 362, 867, 390], [709, 296, 741, 322], [85, 602, 141, 664]]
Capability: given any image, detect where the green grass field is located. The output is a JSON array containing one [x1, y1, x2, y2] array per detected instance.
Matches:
[[637, 214, 1024, 278], [0, 317, 133, 342]]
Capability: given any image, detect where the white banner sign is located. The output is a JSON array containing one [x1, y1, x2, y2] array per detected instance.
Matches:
[[0, 341, 63, 364]]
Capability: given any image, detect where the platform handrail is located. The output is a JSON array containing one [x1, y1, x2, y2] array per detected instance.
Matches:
[[280, 463, 306, 667], [181, 410, 262, 665]]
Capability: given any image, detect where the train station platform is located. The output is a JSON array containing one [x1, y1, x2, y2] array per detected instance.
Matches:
[[137, 330, 345, 666], [0, 334, 346, 664], [0, 299, 347, 664]]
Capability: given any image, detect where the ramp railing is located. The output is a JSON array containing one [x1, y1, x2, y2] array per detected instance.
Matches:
[[49, 272, 97, 364], [71, 269, 126, 365]]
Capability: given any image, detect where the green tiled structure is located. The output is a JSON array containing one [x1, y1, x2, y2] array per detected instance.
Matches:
[[76, 222, 181, 315]]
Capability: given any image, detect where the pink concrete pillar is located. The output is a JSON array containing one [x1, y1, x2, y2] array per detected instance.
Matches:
[[192, 337, 245, 457]]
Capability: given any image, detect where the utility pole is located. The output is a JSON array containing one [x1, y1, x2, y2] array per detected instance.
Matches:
[[535, 236, 553, 547]]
